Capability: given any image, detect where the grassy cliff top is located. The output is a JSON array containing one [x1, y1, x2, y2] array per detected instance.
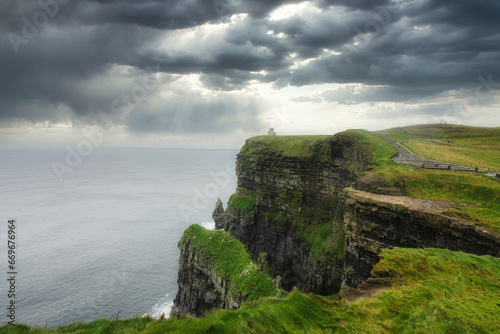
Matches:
[[180, 224, 277, 301], [382, 123, 500, 143], [6, 248, 499, 333], [238, 127, 500, 232], [346, 128, 500, 233], [380, 124, 500, 170], [240, 135, 332, 158]]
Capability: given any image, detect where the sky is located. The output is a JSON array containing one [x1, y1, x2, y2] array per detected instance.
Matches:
[[1, 0, 499, 148]]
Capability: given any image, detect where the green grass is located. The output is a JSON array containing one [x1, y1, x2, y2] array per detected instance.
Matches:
[[402, 170, 500, 231], [381, 124, 500, 142], [240, 135, 332, 159], [310, 219, 345, 261], [180, 224, 278, 301], [403, 141, 500, 170], [349, 128, 500, 233], [381, 124, 500, 170], [4, 248, 499, 333], [345, 130, 398, 168], [361, 248, 500, 333], [228, 193, 256, 211]]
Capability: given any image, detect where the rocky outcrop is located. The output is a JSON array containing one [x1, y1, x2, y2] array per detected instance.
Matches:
[[218, 134, 373, 294], [342, 188, 500, 288], [171, 234, 243, 317], [258, 252, 269, 272], [212, 198, 225, 229], [171, 224, 277, 317]]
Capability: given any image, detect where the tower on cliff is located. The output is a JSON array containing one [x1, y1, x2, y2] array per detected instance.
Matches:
[[268, 128, 276, 136]]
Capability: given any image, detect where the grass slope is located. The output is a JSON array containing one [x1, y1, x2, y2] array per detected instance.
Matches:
[[228, 193, 256, 211], [3, 248, 499, 333], [347, 128, 500, 233], [381, 124, 500, 170]]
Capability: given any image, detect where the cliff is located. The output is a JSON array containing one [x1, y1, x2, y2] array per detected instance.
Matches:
[[218, 134, 373, 294], [173, 130, 500, 317], [11, 247, 500, 332], [342, 188, 500, 288], [171, 224, 278, 317]]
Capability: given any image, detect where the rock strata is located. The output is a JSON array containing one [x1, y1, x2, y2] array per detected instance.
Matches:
[[342, 188, 500, 288], [173, 133, 500, 317], [218, 134, 372, 294], [212, 198, 225, 229], [170, 236, 243, 317], [171, 225, 277, 317]]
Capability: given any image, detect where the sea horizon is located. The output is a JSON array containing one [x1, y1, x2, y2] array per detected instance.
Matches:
[[0, 147, 238, 328]]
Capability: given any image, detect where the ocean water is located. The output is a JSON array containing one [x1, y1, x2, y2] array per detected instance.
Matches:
[[0, 148, 238, 328]]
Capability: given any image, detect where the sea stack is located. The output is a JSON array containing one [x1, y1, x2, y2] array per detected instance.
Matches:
[[212, 198, 225, 229]]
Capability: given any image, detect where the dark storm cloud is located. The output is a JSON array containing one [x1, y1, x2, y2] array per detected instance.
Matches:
[[318, 0, 391, 11], [0, 22, 162, 121], [282, 0, 500, 100], [76, 0, 220, 30], [1, 0, 499, 133], [64, 0, 299, 29], [408, 0, 500, 28], [0, 0, 293, 131]]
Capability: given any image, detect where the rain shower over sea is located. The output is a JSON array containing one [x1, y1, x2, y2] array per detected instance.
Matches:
[[0, 148, 238, 328]]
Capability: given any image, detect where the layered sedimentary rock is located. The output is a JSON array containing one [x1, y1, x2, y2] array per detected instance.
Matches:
[[342, 188, 500, 288], [218, 134, 373, 294], [212, 198, 225, 229], [171, 233, 243, 317], [174, 132, 500, 317], [171, 225, 277, 317]]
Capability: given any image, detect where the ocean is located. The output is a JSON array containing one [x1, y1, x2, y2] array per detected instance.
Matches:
[[0, 148, 238, 328]]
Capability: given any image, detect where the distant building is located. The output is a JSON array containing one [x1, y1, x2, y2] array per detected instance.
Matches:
[[268, 128, 276, 136]]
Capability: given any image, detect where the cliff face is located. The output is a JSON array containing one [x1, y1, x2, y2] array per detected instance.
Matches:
[[219, 134, 373, 294], [342, 188, 500, 288], [171, 225, 277, 317], [171, 236, 243, 317], [173, 132, 500, 317]]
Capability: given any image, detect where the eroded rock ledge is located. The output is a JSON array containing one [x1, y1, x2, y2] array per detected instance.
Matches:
[[342, 188, 500, 288], [171, 236, 241, 317], [171, 225, 278, 317]]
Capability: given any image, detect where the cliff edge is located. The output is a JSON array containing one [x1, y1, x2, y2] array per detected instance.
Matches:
[[171, 224, 279, 317], [218, 134, 373, 294], [342, 187, 500, 288], [173, 129, 500, 317]]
